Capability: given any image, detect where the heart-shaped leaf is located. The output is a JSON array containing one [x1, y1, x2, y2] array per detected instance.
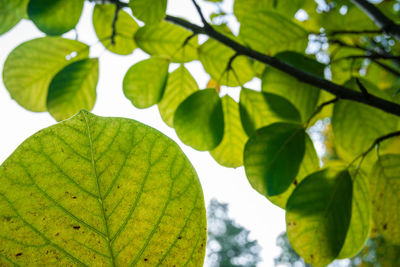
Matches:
[[0, 111, 206, 266]]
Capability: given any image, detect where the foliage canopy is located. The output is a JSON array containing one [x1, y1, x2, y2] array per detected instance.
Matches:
[[1, 0, 400, 266]]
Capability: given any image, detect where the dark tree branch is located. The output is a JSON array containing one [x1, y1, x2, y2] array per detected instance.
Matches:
[[356, 78, 370, 99], [306, 97, 339, 125], [165, 15, 400, 117], [329, 29, 383, 36], [350, 0, 400, 41]]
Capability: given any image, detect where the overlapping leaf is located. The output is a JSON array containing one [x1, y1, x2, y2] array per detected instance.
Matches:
[[262, 52, 323, 121], [27, 0, 84, 35], [3, 37, 89, 112], [47, 58, 99, 121], [244, 122, 306, 196], [174, 89, 224, 151], [0, 0, 29, 35], [239, 88, 301, 136], [129, 0, 167, 24], [123, 57, 170, 109], [286, 169, 353, 267], [268, 136, 319, 209], [210, 95, 248, 168], [158, 65, 198, 127], [93, 4, 139, 55], [239, 11, 308, 55], [371, 154, 400, 245], [135, 21, 198, 63], [0, 111, 207, 266], [199, 38, 254, 87]]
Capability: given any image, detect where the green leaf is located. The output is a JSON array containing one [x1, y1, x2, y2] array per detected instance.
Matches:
[[338, 169, 371, 258], [2, 37, 89, 112], [135, 21, 198, 63], [244, 122, 306, 196], [123, 57, 170, 109], [233, 0, 305, 22], [239, 11, 308, 55], [268, 135, 320, 209], [158, 65, 199, 127], [262, 52, 323, 121], [239, 88, 301, 136], [174, 89, 224, 151], [47, 58, 99, 121], [371, 154, 400, 245], [330, 47, 365, 84], [199, 38, 254, 87], [332, 79, 398, 162], [0, 111, 207, 266], [27, 0, 84, 35], [92, 4, 139, 55], [286, 169, 353, 267], [0, 0, 29, 35], [210, 95, 248, 168], [129, 0, 167, 24]]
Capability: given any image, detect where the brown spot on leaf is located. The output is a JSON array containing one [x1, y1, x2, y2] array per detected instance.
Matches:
[[73, 226, 80, 230], [383, 224, 388, 230], [293, 179, 298, 186], [144, 258, 148, 262], [15, 253, 22, 257], [178, 236, 182, 240]]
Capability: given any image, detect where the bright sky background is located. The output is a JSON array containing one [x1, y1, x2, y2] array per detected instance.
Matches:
[[0, 1, 287, 266]]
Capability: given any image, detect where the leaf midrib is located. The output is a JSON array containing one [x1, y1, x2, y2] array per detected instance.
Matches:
[[83, 113, 116, 267]]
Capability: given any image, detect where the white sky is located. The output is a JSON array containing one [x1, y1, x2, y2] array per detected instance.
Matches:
[[0, 1, 286, 266]]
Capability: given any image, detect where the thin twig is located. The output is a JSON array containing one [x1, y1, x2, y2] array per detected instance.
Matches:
[[356, 78, 370, 98], [191, 0, 212, 29], [305, 97, 339, 126], [110, 5, 121, 45], [329, 29, 383, 36]]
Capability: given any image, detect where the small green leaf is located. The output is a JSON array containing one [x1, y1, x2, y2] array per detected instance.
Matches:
[[262, 52, 323, 121], [0, 111, 206, 266], [174, 89, 224, 151], [93, 4, 139, 55], [47, 58, 99, 121], [244, 122, 306, 196], [210, 95, 248, 168], [239, 11, 308, 55], [158, 65, 199, 127], [371, 154, 400, 245], [135, 21, 198, 63], [27, 0, 84, 35], [268, 135, 320, 209], [286, 169, 353, 267], [0, 0, 29, 35], [2, 37, 89, 112], [129, 0, 167, 24], [239, 88, 301, 136], [199, 38, 254, 87], [338, 169, 371, 259], [123, 57, 170, 109], [332, 79, 398, 162]]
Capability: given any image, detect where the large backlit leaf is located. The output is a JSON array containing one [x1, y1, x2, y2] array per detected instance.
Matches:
[[239, 11, 308, 55], [338, 169, 371, 258], [123, 57, 170, 109], [332, 79, 398, 162], [199, 38, 254, 87], [268, 136, 319, 209], [129, 0, 167, 24], [135, 21, 198, 63], [158, 65, 198, 127], [330, 47, 365, 84], [2, 37, 89, 112], [27, 0, 84, 35], [239, 88, 301, 136], [244, 122, 306, 196], [210, 95, 248, 168], [286, 169, 353, 267], [262, 52, 323, 121], [47, 58, 99, 121], [0, 111, 206, 266], [93, 4, 139, 55], [234, 0, 305, 22], [0, 0, 29, 36], [174, 89, 224, 151], [371, 154, 400, 245]]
